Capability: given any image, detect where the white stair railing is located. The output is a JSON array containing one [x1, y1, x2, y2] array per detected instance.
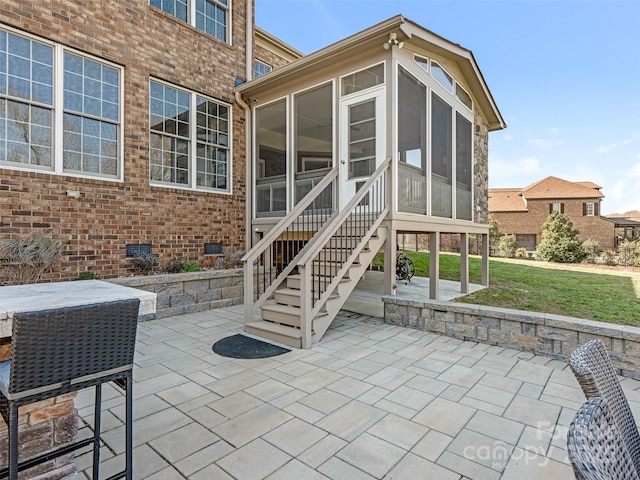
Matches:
[[296, 158, 391, 347], [242, 169, 338, 323]]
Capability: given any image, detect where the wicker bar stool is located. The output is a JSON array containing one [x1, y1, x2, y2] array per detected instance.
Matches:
[[567, 397, 640, 480], [569, 339, 640, 473], [0, 298, 140, 480]]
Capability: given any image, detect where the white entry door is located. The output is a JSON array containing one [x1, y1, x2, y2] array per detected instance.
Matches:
[[339, 87, 386, 210]]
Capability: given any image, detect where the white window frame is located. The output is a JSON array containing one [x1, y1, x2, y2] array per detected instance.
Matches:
[[397, 57, 475, 220], [149, 78, 232, 194], [552, 202, 562, 212], [340, 61, 386, 98], [149, 0, 231, 44], [585, 202, 595, 216], [0, 25, 124, 181], [254, 60, 272, 78]]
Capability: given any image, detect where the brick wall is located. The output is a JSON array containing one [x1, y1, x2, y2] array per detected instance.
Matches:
[[0, 0, 250, 280], [0, 393, 78, 479], [492, 198, 616, 250], [254, 43, 292, 71]]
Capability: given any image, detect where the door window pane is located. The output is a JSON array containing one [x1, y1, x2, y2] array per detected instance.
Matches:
[[348, 99, 375, 179]]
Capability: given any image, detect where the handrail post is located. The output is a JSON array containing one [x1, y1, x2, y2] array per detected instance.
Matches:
[[244, 260, 254, 323], [299, 264, 312, 349]]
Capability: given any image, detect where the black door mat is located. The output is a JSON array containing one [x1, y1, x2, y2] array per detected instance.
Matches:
[[212, 334, 291, 359]]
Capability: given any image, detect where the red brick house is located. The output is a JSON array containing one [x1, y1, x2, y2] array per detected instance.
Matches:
[[489, 176, 616, 250], [0, 1, 298, 280], [1, 4, 506, 346]]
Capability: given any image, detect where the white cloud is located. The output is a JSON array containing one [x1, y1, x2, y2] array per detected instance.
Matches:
[[600, 164, 640, 214], [596, 132, 640, 154]]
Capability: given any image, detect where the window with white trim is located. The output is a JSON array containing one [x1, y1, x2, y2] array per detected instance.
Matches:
[[150, 0, 229, 43], [585, 202, 595, 216], [254, 60, 272, 78], [149, 79, 230, 192], [0, 27, 122, 179], [551, 202, 563, 213]]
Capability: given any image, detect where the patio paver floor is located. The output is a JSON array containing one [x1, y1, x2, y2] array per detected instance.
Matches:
[[72, 304, 640, 479]]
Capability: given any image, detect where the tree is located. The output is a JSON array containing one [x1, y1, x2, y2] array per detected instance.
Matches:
[[536, 211, 587, 263], [488, 218, 501, 257], [498, 235, 518, 258], [582, 239, 600, 264]]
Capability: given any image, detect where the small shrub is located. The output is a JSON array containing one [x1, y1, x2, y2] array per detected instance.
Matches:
[[498, 235, 518, 258], [164, 259, 183, 274], [131, 252, 158, 274], [515, 247, 527, 258], [0, 235, 63, 285], [488, 218, 501, 257], [582, 239, 600, 264], [181, 261, 200, 272], [214, 247, 246, 269], [164, 259, 201, 273], [618, 240, 637, 267], [602, 250, 617, 266], [72, 271, 98, 281]]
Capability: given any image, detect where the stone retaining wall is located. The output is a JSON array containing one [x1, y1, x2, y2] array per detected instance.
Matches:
[[108, 269, 244, 320], [383, 296, 640, 379]]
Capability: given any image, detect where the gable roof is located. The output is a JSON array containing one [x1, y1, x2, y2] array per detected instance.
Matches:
[[488, 188, 527, 212], [238, 15, 505, 131], [575, 181, 602, 190], [523, 176, 604, 200], [489, 176, 606, 213]]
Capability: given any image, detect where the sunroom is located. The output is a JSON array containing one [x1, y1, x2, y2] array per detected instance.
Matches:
[[237, 15, 505, 348]]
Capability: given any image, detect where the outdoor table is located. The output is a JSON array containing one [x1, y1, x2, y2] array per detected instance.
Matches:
[[0, 280, 156, 479]]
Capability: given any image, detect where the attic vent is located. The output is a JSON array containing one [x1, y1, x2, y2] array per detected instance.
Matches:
[[126, 244, 152, 258]]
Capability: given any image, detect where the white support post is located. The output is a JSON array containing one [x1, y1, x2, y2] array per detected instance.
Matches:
[[460, 233, 469, 294], [429, 233, 440, 300], [384, 229, 397, 295], [299, 264, 312, 349], [482, 233, 489, 286], [243, 261, 254, 324]]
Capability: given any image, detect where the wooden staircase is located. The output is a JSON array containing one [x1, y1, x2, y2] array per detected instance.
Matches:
[[245, 227, 387, 348], [243, 158, 391, 349]]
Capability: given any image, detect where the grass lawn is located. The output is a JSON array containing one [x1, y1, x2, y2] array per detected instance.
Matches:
[[373, 251, 640, 326]]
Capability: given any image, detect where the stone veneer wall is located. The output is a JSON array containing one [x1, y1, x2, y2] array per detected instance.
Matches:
[[383, 296, 640, 380], [108, 269, 244, 320], [0, 393, 77, 479]]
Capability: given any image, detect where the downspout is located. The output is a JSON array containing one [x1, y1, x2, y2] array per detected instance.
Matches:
[[239, 0, 253, 253], [236, 90, 252, 254]]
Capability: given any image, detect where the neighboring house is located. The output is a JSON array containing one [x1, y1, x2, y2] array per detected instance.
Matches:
[[489, 176, 616, 250], [1, 5, 506, 347]]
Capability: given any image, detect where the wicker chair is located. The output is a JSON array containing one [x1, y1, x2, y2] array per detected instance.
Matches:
[[569, 339, 640, 473], [0, 298, 140, 480], [567, 397, 640, 479]]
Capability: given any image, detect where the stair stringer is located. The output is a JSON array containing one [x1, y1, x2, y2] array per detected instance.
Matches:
[[309, 226, 387, 343]]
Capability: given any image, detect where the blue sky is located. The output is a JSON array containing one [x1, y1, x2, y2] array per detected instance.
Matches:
[[256, 0, 640, 215]]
